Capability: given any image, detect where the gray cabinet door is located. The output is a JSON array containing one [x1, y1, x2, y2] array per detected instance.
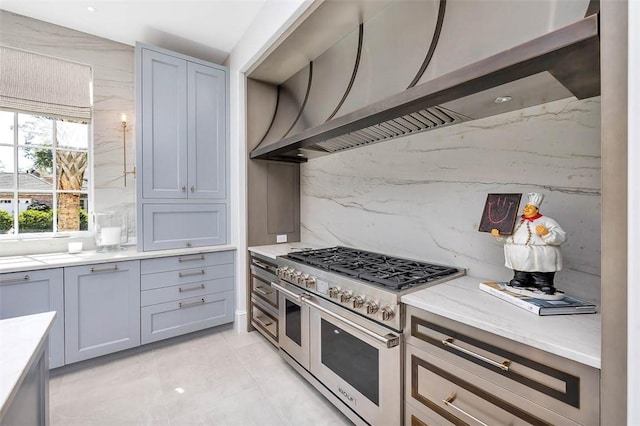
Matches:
[[187, 61, 227, 200], [0, 269, 65, 368], [141, 48, 188, 200], [64, 261, 141, 363]]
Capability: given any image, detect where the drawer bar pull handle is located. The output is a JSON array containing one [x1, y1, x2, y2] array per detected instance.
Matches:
[[178, 269, 205, 278], [179, 283, 205, 292], [254, 315, 273, 327], [255, 286, 273, 296], [442, 337, 511, 371], [179, 298, 205, 308], [0, 274, 30, 283], [178, 255, 205, 262], [253, 260, 275, 272], [90, 265, 119, 273], [443, 393, 489, 426]]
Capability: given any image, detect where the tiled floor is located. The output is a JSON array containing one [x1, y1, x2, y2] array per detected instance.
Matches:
[[50, 326, 352, 426]]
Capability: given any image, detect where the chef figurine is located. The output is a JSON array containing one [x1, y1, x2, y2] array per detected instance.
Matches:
[[491, 192, 567, 296]]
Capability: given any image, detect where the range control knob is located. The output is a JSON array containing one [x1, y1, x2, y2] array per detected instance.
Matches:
[[381, 306, 395, 321], [364, 301, 379, 315], [351, 296, 364, 309], [292, 270, 302, 283], [338, 291, 352, 303], [304, 276, 316, 289], [328, 287, 340, 298], [283, 267, 293, 280]]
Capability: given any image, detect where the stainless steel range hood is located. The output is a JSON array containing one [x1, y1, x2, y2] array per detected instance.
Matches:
[[249, 1, 599, 163]]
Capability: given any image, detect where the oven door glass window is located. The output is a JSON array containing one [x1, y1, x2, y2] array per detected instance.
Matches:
[[285, 299, 302, 345], [320, 318, 379, 405]]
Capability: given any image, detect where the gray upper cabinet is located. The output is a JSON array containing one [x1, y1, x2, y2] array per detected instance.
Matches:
[[141, 48, 188, 200], [187, 61, 227, 200], [0, 268, 65, 369], [139, 46, 227, 201], [136, 43, 229, 251]]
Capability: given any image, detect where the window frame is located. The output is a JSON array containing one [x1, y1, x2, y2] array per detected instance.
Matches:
[[0, 110, 93, 239]]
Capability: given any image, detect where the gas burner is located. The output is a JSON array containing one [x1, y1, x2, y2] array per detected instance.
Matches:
[[286, 246, 461, 291]]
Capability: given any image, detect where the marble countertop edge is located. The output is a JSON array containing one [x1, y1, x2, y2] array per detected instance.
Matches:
[[0, 245, 236, 274], [248, 242, 324, 260], [0, 311, 56, 419]]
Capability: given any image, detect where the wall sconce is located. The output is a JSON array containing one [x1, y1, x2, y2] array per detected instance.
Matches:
[[121, 113, 136, 187]]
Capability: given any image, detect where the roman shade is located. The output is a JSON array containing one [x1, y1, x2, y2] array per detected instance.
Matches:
[[0, 46, 92, 122]]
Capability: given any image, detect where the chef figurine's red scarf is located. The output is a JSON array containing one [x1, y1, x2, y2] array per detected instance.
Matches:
[[521, 213, 543, 222]]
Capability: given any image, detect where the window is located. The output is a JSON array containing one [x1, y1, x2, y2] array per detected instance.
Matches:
[[0, 110, 90, 236], [0, 47, 92, 238]]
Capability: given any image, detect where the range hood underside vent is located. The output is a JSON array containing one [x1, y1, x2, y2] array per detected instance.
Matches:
[[309, 106, 469, 154]]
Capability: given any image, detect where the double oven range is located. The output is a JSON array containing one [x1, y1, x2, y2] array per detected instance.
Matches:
[[271, 246, 464, 425]]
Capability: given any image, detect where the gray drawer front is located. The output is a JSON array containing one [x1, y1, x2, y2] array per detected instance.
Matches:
[[142, 204, 227, 251], [141, 264, 234, 291], [250, 299, 278, 346], [141, 276, 234, 306], [141, 250, 234, 275], [406, 344, 580, 426], [141, 290, 234, 344], [251, 273, 278, 309], [405, 307, 599, 425]]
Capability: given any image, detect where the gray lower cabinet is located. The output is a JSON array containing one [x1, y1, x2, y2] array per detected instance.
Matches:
[[64, 261, 141, 364], [0, 269, 65, 368], [248, 252, 279, 346], [140, 251, 234, 344], [404, 306, 600, 426]]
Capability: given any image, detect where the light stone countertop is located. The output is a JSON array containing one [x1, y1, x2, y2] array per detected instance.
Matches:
[[402, 275, 601, 369], [248, 242, 324, 261], [0, 245, 236, 274], [0, 311, 56, 420]]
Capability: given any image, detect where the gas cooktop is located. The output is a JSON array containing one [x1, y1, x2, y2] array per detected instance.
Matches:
[[284, 246, 461, 291]]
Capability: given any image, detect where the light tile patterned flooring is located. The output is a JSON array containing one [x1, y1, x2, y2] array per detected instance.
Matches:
[[50, 326, 352, 426]]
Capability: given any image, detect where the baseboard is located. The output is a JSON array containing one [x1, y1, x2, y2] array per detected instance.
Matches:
[[235, 310, 248, 333]]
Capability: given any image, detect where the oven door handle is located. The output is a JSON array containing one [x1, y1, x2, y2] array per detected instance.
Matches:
[[270, 281, 303, 303], [301, 295, 400, 349]]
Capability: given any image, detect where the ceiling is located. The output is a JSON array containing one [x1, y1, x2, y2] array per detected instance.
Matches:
[[0, 0, 269, 64]]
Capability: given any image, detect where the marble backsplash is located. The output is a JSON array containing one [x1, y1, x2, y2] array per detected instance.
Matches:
[[0, 11, 136, 255], [300, 97, 601, 302]]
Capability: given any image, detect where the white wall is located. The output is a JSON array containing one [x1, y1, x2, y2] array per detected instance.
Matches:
[[301, 97, 602, 303], [628, 0, 639, 422], [225, 0, 314, 332]]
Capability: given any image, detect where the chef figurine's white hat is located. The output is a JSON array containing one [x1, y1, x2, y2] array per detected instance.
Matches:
[[527, 192, 544, 208]]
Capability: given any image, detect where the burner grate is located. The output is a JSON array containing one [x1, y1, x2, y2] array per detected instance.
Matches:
[[286, 246, 460, 290]]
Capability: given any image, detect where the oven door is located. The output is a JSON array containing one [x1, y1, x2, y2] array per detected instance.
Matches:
[[272, 280, 310, 370], [307, 295, 402, 426]]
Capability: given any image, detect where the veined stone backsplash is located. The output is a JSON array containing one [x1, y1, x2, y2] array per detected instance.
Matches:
[[300, 97, 601, 303], [0, 11, 136, 255]]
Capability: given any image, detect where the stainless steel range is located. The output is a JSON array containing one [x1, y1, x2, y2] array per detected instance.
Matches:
[[272, 246, 464, 426]]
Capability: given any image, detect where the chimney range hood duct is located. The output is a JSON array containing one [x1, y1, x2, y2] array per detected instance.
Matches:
[[250, 0, 600, 163]]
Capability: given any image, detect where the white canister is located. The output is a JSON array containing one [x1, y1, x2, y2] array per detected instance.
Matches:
[[68, 242, 83, 254]]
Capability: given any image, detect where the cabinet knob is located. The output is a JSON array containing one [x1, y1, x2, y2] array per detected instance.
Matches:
[[190, 186, 195, 192], [181, 186, 186, 192]]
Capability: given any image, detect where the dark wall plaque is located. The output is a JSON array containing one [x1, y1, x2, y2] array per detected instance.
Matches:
[[478, 193, 522, 235]]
